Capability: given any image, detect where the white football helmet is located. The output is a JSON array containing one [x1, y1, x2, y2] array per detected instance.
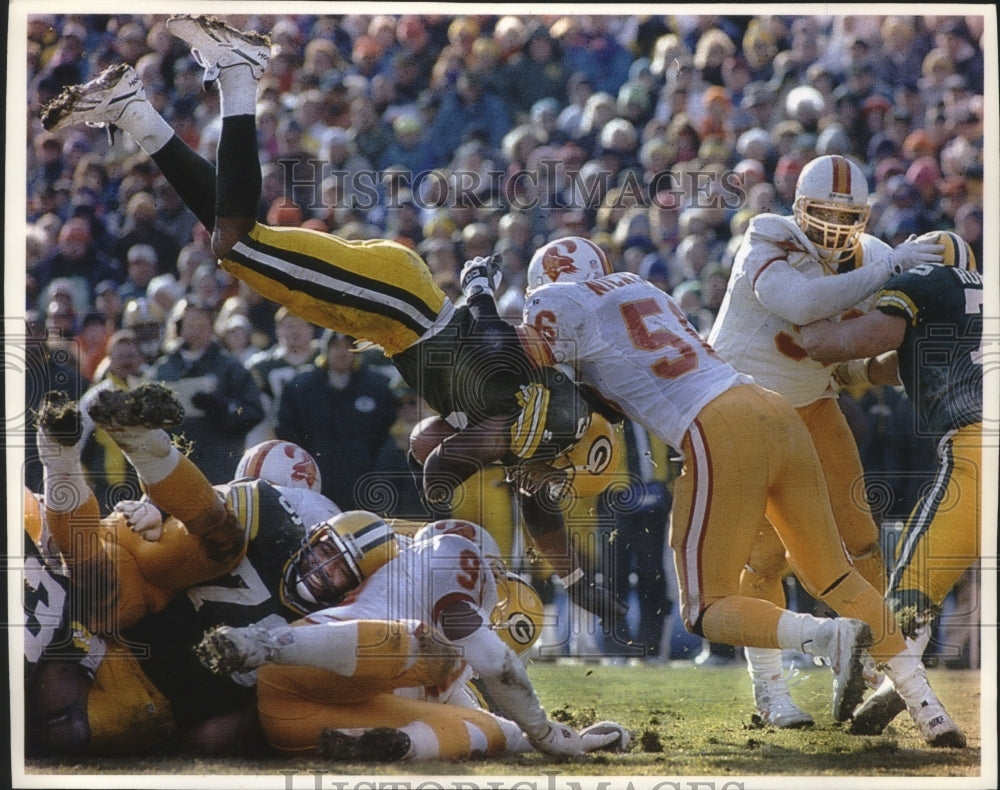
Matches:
[[413, 518, 503, 563], [526, 236, 613, 292], [236, 440, 322, 493], [793, 155, 871, 262]]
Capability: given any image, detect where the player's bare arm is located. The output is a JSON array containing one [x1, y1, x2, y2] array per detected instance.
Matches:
[[800, 310, 907, 364]]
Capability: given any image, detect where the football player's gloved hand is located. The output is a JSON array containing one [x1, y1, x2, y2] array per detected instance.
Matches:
[[191, 391, 229, 417], [579, 721, 632, 753], [529, 720, 619, 757], [114, 497, 164, 542], [888, 235, 944, 273], [460, 254, 503, 298]]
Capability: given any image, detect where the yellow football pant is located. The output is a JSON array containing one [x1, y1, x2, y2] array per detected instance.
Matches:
[[889, 423, 982, 606], [740, 396, 885, 607], [221, 223, 447, 357], [256, 620, 507, 757], [670, 385, 904, 660]]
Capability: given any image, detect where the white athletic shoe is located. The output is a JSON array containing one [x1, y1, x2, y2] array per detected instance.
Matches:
[[165, 14, 272, 88], [881, 635, 967, 749], [196, 623, 290, 675], [40, 63, 146, 132], [823, 619, 873, 722], [909, 695, 967, 748], [752, 678, 814, 728]]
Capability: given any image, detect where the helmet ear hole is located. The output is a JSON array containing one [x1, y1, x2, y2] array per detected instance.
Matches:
[[553, 414, 623, 499]]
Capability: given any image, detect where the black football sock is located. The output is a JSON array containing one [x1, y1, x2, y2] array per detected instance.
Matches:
[[216, 115, 262, 220], [150, 135, 219, 231]]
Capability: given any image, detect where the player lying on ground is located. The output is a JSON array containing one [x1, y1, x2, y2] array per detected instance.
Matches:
[[197, 514, 631, 761], [30, 389, 341, 755]]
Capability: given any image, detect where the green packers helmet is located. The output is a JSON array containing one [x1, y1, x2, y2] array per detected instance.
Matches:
[[491, 572, 545, 654], [507, 413, 623, 501], [915, 230, 977, 271], [281, 510, 400, 614]]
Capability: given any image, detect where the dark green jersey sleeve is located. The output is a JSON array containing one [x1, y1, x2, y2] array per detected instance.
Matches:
[[876, 264, 983, 439]]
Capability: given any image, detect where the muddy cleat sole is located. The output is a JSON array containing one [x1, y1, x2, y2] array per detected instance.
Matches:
[[35, 391, 83, 445], [87, 383, 185, 429], [165, 14, 271, 88], [196, 623, 287, 675], [40, 63, 146, 133], [317, 727, 411, 762], [829, 620, 873, 722], [850, 677, 907, 735]]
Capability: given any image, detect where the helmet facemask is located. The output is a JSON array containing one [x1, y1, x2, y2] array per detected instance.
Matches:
[[283, 526, 362, 613], [793, 200, 870, 265]]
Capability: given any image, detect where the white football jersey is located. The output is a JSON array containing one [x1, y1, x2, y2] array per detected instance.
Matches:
[[708, 213, 892, 406], [523, 272, 751, 449], [305, 532, 496, 702], [306, 532, 499, 629]]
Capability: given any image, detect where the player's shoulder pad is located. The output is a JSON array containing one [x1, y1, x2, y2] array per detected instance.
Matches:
[[746, 212, 799, 240]]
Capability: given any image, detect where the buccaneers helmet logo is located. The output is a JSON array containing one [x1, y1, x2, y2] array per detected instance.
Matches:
[[541, 241, 581, 283], [286, 445, 318, 489]]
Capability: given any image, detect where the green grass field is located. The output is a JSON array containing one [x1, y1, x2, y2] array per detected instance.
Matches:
[[21, 662, 986, 784]]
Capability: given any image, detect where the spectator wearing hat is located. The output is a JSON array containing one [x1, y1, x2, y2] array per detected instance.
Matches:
[[872, 175, 922, 243], [905, 155, 946, 227], [771, 154, 804, 215], [33, 216, 122, 304], [917, 46, 957, 109], [117, 244, 160, 304], [936, 175, 969, 227], [276, 330, 397, 510], [698, 85, 734, 144]]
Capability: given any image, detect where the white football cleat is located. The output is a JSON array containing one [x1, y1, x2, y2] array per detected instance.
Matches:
[[40, 63, 146, 132], [824, 619, 873, 722], [909, 696, 966, 748], [196, 623, 289, 674], [165, 14, 272, 88], [752, 678, 814, 728]]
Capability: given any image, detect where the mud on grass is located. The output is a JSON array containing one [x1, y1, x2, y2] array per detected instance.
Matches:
[[21, 665, 983, 779]]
